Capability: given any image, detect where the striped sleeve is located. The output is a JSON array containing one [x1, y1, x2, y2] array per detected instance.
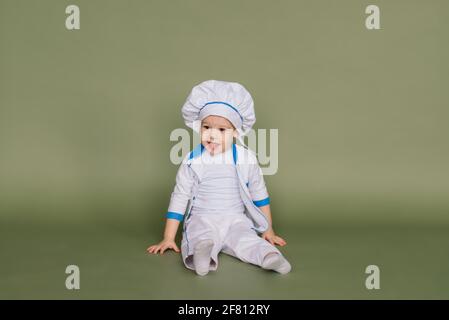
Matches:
[[166, 162, 195, 221], [248, 163, 270, 207]]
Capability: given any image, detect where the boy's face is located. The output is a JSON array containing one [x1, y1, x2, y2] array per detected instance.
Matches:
[[201, 115, 238, 155]]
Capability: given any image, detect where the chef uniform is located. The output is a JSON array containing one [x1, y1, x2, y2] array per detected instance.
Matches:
[[166, 80, 287, 272]]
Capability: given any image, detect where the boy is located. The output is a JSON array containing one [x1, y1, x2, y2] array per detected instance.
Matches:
[[147, 80, 291, 276]]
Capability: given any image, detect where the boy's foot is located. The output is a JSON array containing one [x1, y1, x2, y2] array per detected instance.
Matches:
[[193, 239, 214, 276], [261, 252, 291, 274]]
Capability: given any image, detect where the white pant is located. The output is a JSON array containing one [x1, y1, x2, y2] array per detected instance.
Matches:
[[181, 213, 282, 271]]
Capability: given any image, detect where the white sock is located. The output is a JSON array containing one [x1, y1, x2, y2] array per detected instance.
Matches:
[[261, 252, 291, 274], [193, 239, 214, 276]]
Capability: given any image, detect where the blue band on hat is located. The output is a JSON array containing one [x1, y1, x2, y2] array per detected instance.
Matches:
[[200, 101, 244, 122]]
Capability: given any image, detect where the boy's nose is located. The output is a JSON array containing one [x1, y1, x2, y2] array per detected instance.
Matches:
[[209, 129, 220, 140]]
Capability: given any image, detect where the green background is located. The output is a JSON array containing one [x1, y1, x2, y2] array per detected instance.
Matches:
[[1, 0, 448, 299]]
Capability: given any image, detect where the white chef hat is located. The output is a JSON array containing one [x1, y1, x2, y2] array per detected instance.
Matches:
[[181, 80, 256, 141]]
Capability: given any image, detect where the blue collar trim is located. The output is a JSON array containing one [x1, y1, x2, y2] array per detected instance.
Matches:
[[189, 143, 205, 160], [189, 143, 237, 164]]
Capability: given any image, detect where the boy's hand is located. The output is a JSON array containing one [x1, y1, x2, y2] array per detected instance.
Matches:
[[146, 238, 180, 255], [261, 228, 287, 247]]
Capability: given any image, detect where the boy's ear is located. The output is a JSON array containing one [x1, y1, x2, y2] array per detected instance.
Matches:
[[232, 130, 238, 138]]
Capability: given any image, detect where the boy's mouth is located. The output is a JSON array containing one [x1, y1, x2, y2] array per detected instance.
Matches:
[[205, 141, 220, 150]]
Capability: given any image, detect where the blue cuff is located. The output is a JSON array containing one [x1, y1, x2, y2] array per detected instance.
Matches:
[[253, 197, 270, 207], [166, 212, 184, 221]]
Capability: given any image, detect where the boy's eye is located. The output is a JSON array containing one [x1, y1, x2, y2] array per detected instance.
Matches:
[[202, 125, 209, 129], [219, 128, 226, 132]]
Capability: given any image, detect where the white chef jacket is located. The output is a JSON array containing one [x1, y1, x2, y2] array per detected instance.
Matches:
[[166, 143, 271, 233]]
